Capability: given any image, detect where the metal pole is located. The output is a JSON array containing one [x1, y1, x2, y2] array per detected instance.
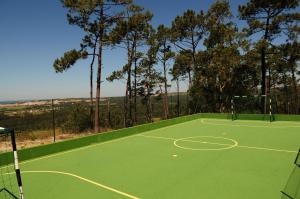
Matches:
[[231, 99, 234, 121], [269, 97, 272, 122], [52, 99, 56, 143], [106, 98, 111, 130], [170, 94, 173, 118], [177, 78, 180, 117], [264, 95, 267, 118]]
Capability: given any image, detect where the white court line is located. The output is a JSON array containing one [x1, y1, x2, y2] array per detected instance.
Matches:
[[181, 139, 234, 146], [6, 170, 140, 199], [1, 117, 202, 170], [137, 134, 297, 153], [136, 134, 176, 141], [2, 117, 297, 168], [1, 116, 296, 170], [137, 135, 236, 148], [0, 135, 135, 170], [201, 119, 300, 128]]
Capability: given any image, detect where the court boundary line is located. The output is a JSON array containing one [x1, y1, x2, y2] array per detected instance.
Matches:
[[0, 135, 135, 170], [2, 117, 297, 169], [201, 119, 300, 128], [1, 117, 297, 197], [137, 134, 297, 153], [0, 118, 202, 170], [201, 118, 300, 125], [5, 170, 140, 199]]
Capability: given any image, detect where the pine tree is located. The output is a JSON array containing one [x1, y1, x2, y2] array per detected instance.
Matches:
[[108, 5, 152, 126], [204, 0, 243, 112], [61, 0, 132, 132], [137, 32, 161, 122], [156, 25, 175, 119], [171, 9, 206, 113], [239, 0, 299, 104]]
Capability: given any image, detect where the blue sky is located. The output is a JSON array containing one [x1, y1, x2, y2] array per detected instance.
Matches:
[[0, 0, 262, 101]]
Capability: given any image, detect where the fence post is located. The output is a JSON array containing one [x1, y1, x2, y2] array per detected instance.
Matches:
[[231, 99, 234, 121], [52, 99, 56, 143], [269, 97, 272, 122]]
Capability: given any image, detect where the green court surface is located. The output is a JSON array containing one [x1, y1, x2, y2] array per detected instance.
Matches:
[[4, 118, 300, 198]]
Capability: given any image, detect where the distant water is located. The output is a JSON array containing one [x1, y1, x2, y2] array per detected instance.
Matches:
[[0, 100, 31, 105]]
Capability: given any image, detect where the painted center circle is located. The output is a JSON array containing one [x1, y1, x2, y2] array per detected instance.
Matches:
[[174, 136, 238, 151]]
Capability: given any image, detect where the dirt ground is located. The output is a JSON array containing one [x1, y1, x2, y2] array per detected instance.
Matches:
[[0, 128, 112, 152]]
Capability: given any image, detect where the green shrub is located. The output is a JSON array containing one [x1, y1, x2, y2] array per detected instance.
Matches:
[[61, 104, 91, 133]]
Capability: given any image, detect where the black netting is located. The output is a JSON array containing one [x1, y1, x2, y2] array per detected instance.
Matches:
[[295, 150, 300, 167], [282, 150, 300, 199], [233, 95, 276, 121], [0, 132, 19, 199]]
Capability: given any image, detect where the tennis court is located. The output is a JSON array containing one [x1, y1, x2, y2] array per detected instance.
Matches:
[[2, 117, 300, 199]]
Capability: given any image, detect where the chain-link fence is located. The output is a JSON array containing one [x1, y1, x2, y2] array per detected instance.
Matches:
[[0, 94, 189, 150], [0, 92, 299, 151]]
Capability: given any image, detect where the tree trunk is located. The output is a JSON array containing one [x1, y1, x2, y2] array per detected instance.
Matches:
[[89, 40, 97, 130], [123, 95, 126, 127], [95, 41, 102, 132], [125, 42, 135, 127], [261, 47, 267, 114], [260, 14, 270, 113], [177, 78, 180, 117], [90, 57, 94, 129], [162, 57, 169, 119], [291, 74, 298, 114], [94, 7, 104, 133], [290, 58, 298, 114], [146, 90, 153, 122], [133, 47, 138, 124], [187, 70, 192, 114], [219, 85, 224, 113], [283, 74, 289, 114], [147, 96, 152, 122], [126, 67, 132, 126]]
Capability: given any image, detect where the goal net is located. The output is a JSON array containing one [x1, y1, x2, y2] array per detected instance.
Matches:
[[231, 95, 275, 122], [281, 148, 300, 199], [0, 127, 24, 199]]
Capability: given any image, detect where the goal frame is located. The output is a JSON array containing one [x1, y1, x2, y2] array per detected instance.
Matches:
[[231, 95, 274, 122], [0, 127, 24, 199]]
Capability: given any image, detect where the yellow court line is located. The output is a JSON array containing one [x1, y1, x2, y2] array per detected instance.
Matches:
[[0, 118, 202, 170], [237, 145, 297, 153], [138, 134, 234, 147], [138, 134, 234, 145], [3, 117, 296, 169], [137, 134, 298, 153], [9, 170, 140, 199], [0, 135, 135, 170], [138, 135, 233, 146], [174, 136, 238, 151]]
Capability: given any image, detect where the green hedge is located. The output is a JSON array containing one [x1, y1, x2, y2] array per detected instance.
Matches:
[[200, 113, 230, 119], [275, 114, 300, 122], [234, 113, 300, 121]]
